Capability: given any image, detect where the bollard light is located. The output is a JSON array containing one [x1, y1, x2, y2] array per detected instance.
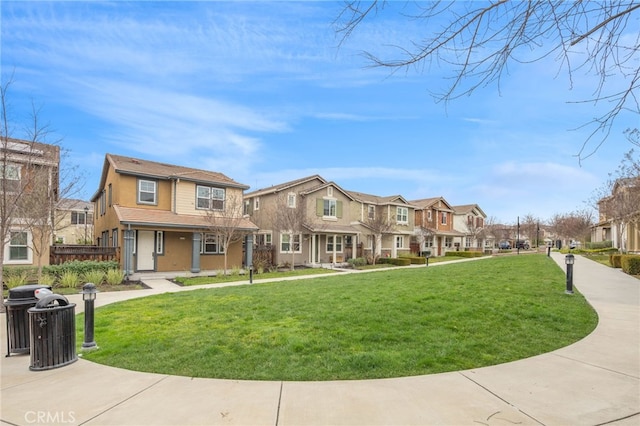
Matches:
[[565, 254, 574, 294], [81, 283, 98, 349]]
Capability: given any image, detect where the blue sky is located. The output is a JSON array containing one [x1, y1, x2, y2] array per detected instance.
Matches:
[[2, 1, 637, 224]]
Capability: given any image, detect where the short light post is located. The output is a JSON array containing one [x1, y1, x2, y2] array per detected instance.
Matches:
[[81, 283, 98, 350], [565, 254, 575, 295]]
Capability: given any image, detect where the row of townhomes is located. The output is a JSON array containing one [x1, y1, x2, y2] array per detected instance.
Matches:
[[15, 140, 637, 277], [591, 177, 640, 253]]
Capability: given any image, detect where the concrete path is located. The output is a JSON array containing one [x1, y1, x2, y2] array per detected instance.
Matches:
[[1, 253, 638, 425]]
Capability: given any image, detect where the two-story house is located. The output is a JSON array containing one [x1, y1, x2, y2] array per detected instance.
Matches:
[[91, 154, 258, 275], [411, 196, 463, 256], [244, 175, 361, 266], [452, 204, 489, 251], [54, 198, 94, 244], [1, 137, 60, 269], [591, 177, 640, 253], [347, 191, 416, 260]]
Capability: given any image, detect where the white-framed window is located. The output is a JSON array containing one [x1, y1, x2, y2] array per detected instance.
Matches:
[[197, 185, 225, 210], [441, 212, 447, 225], [138, 179, 157, 204], [1, 164, 21, 192], [327, 235, 343, 252], [201, 233, 224, 254], [445, 237, 453, 248], [465, 238, 472, 248], [427, 210, 432, 221], [397, 207, 408, 224], [287, 193, 296, 208], [255, 232, 272, 245], [396, 235, 404, 248], [323, 199, 336, 217], [425, 237, 433, 248], [367, 205, 375, 220], [8, 231, 29, 262], [254, 197, 260, 210], [243, 200, 251, 215], [112, 229, 118, 247], [71, 210, 92, 225], [366, 235, 374, 249], [156, 231, 164, 254], [280, 233, 301, 253]]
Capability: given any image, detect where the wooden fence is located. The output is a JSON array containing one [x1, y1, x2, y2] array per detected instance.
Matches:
[[49, 245, 120, 265]]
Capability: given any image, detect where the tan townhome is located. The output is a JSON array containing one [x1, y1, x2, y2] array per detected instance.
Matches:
[[91, 154, 257, 276], [1, 137, 59, 270], [411, 196, 464, 256], [54, 198, 94, 245], [452, 204, 489, 251]]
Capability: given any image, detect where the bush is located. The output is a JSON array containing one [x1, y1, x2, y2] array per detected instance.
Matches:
[[347, 257, 367, 267], [378, 257, 411, 266], [59, 271, 81, 289], [407, 256, 427, 265], [5, 271, 28, 289], [105, 269, 125, 286], [83, 270, 105, 286], [621, 255, 640, 275], [585, 241, 613, 250], [445, 251, 484, 258], [44, 260, 120, 280], [610, 254, 623, 268]]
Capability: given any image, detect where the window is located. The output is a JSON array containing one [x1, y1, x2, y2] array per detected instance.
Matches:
[[396, 235, 404, 248], [254, 197, 260, 210], [112, 229, 118, 247], [71, 211, 86, 225], [1, 164, 20, 192], [100, 190, 106, 215], [327, 235, 343, 252], [255, 232, 272, 246], [367, 205, 375, 220], [397, 207, 408, 223], [108, 184, 113, 207], [281, 233, 301, 253], [156, 231, 164, 254], [138, 179, 157, 204], [441, 212, 447, 225], [9, 231, 28, 261], [425, 237, 433, 248], [445, 237, 453, 248], [243, 200, 251, 215], [323, 199, 336, 217], [427, 210, 432, 221], [287, 193, 296, 208], [201, 233, 224, 254], [197, 186, 225, 210]]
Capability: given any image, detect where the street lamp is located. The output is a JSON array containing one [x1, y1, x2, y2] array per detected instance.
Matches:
[[565, 254, 575, 294], [81, 283, 98, 349], [84, 206, 89, 244]]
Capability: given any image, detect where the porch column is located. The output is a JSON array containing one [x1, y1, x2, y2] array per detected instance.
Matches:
[[191, 232, 201, 273], [245, 234, 254, 269], [123, 228, 135, 279], [311, 234, 316, 264]]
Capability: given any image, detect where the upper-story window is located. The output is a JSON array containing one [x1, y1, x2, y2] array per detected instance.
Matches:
[[197, 185, 225, 210], [324, 199, 336, 217], [138, 179, 157, 205], [367, 205, 375, 220], [427, 210, 432, 221], [71, 211, 92, 225], [441, 212, 447, 225], [0, 164, 21, 192], [396, 206, 408, 224], [254, 197, 260, 210], [287, 193, 296, 208]]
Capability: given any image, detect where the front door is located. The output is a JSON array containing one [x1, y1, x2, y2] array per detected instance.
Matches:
[[137, 230, 155, 271]]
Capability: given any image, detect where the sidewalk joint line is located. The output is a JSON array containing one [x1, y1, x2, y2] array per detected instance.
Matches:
[[551, 353, 640, 380], [274, 381, 284, 426]]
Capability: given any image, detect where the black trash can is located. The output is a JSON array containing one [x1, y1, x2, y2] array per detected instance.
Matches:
[[4, 284, 52, 356], [28, 294, 77, 371]]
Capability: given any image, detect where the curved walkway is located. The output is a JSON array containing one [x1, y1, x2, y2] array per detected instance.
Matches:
[[2, 253, 638, 425]]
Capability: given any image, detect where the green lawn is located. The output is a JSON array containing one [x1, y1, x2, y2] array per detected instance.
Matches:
[[78, 254, 598, 381]]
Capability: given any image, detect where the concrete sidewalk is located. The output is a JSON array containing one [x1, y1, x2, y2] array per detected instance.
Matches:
[[1, 253, 638, 425]]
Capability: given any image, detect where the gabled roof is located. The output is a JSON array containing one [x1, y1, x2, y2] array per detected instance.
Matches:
[[452, 204, 486, 218], [92, 154, 249, 200], [244, 175, 327, 197], [410, 196, 455, 212], [114, 205, 258, 231], [347, 190, 410, 206], [57, 198, 92, 211], [300, 181, 357, 201]]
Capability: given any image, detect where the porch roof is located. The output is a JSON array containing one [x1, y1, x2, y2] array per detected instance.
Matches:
[[114, 205, 258, 231], [303, 223, 359, 234]]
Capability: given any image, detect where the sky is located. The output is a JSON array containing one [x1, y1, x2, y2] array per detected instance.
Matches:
[[1, 1, 638, 224]]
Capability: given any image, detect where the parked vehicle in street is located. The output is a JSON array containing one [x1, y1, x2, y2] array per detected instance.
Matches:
[[499, 241, 511, 250], [515, 240, 530, 250]]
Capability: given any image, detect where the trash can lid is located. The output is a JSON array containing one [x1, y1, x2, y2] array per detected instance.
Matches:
[[34, 294, 71, 309], [5, 284, 53, 301]]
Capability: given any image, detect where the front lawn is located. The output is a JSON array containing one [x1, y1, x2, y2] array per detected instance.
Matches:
[[78, 255, 597, 381]]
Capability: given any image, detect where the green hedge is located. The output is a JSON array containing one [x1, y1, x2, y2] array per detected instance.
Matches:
[[378, 257, 411, 266], [4, 260, 121, 285], [621, 255, 640, 275], [445, 251, 484, 258], [610, 254, 623, 268], [406, 256, 427, 265]]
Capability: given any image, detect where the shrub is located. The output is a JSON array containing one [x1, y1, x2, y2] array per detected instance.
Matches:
[[59, 271, 81, 289], [347, 257, 367, 267], [5, 271, 28, 289], [407, 256, 427, 265], [38, 274, 56, 286], [610, 254, 623, 268], [621, 255, 640, 275], [105, 269, 125, 286], [445, 251, 484, 258], [378, 257, 411, 266], [83, 270, 105, 286]]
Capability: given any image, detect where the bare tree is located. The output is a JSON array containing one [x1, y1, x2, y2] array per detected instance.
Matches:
[[336, 2, 640, 160], [548, 210, 595, 247], [203, 190, 250, 274], [361, 209, 394, 264], [268, 191, 307, 270], [520, 214, 541, 247]]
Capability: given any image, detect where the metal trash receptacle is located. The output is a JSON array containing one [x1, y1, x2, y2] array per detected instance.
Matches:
[[28, 294, 77, 371], [4, 284, 52, 356]]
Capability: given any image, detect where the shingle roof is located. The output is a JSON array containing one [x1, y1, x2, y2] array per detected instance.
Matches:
[[347, 190, 409, 205], [244, 175, 327, 197], [114, 206, 258, 231]]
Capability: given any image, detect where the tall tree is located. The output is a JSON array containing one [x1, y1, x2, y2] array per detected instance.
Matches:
[[337, 2, 639, 159], [361, 206, 394, 264]]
